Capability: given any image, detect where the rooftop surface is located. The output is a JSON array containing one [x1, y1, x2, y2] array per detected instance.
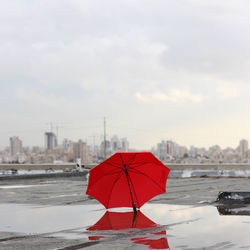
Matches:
[[1, 175, 250, 249]]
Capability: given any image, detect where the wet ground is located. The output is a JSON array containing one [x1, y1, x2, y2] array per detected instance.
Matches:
[[1, 176, 250, 249]]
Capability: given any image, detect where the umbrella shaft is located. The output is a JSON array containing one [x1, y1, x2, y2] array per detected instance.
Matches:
[[132, 202, 137, 214], [124, 166, 137, 213]]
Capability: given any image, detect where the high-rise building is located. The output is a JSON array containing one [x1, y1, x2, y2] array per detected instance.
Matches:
[[9, 136, 22, 156], [111, 135, 120, 152], [100, 140, 111, 158], [121, 137, 129, 152], [239, 139, 248, 156], [73, 140, 87, 163], [157, 140, 185, 160], [166, 140, 176, 156], [110, 135, 129, 152], [157, 141, 168, 161], [45, 132, 57, 150], [62, 138, 72, 152]]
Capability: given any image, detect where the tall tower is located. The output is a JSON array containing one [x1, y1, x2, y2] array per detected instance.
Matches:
[[73, 140, 87, 163], [45, 132, 57, 150], [104, 117, 107, 159], [9, 136, 22, 156]]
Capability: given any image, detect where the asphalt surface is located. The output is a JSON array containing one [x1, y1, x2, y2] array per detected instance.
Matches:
[[1, 175, 250, 206], [1, 175, 250, 249]]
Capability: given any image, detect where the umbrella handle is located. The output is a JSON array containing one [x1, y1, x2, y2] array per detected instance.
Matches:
[[132, 209, 137, 225]]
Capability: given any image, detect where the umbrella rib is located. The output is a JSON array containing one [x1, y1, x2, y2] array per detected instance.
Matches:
[[101, 169, 123, 178], [104, 162, 122, 169], [107, 169, 124, 208], [129, 168, 166, 192], [126, 153, 137, 168], [128, 161, 152, 170]]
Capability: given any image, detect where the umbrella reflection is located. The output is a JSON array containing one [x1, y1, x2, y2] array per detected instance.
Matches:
[[87, 210, 170, 249]]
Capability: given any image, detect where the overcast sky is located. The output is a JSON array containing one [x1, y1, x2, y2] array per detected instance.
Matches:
[[1, 0, 250, 150]]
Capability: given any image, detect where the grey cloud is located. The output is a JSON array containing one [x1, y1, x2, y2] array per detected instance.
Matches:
[[1, 0, 250, 148]]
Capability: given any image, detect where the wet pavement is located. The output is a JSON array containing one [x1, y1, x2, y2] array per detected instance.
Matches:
[[1, 176, 250, 249]]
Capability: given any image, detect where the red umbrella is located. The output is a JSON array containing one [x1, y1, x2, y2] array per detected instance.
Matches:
[[86, 152, 170, 211]]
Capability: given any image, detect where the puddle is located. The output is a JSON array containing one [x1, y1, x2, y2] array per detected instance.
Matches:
[[1, 203, 250, 249], [0, 185, 50, 189], [0, 204, 103, 235]]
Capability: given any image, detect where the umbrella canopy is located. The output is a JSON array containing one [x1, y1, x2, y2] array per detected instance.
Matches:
[[86, 152, 170, 209]]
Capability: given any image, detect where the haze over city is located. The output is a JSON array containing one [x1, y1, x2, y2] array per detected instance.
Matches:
[[1, 1, 250, 150]]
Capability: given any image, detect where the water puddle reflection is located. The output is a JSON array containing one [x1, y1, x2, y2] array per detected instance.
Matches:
[[87, 210, 169, 249], [1, 203, 250, 249]]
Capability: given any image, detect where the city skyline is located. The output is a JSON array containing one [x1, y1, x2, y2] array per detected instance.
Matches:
[[1, 1, 250, 149], [2, 124, 250, 151], [2, 133, 250, 165], [2, 131, 250, 152]]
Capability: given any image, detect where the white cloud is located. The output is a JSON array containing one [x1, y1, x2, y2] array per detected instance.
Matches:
[[216, 83, 240, 100], [135, 89, 204, 103]]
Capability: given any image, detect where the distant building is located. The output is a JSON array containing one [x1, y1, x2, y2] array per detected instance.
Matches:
[[157, 141, 168, 161], [9, 136, 22, 156], [111, 135, 120, 152], [45, 132, 57, 150], [121, 137, 129, 152], [208, 145, 222, 162], [110, 135, 129, 152], [62, 138, 72, 152], [189, 146, 197, 157], [100, 140, 111, 159], [179, 146, 188, 157], [73, 140, 87, 163], [239, 139, 248, 156], [165, 140, 179, 157], [157, 140, 179, 161]]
